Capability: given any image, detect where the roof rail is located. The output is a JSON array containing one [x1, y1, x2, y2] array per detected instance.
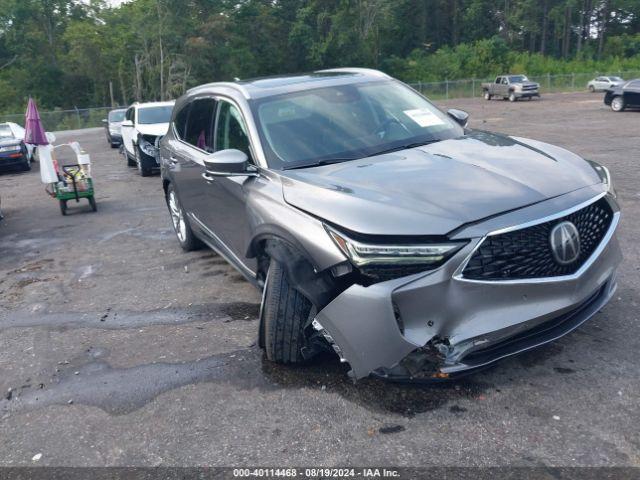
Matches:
[[316, 68, 390, 78], [186, 82, 251, 99]]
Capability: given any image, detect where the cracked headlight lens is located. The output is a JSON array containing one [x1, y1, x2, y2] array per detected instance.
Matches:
[[326, 226, 464, 267], [138, 135, 157, 157]]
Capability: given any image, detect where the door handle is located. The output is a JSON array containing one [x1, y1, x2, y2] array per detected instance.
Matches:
[[202, 172, 216, 182]]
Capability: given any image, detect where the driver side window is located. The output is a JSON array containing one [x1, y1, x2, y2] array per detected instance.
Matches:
[[215, 100, 252, 161]]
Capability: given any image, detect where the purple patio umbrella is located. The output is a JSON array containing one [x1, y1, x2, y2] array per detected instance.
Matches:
[[24, 98, 49, 145]]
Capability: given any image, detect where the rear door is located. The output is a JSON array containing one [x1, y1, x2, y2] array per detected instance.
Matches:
[[168, 97, 217, 217]]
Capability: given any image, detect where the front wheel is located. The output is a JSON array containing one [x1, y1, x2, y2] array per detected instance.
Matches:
[[483, 90, 491, 101], [611, 96, 625, 112], [136, 146, 152, 177], [262, 259, 313, 364], [588, 85, 595, 93], [509, 92, 517, 102], [166, 184, 202, 251]]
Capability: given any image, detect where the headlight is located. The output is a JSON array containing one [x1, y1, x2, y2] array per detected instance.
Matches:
[[588, 160, 616, 198], [138, 135, 157, 156], [326, 226, 464, 267], [0, 144, 21, 153], [514, 85, 522, 91]]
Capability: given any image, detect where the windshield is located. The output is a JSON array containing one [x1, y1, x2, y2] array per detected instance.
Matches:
[[108, 110, 126, 122], [610, 76, 623, 82], [0, 125, 14, 139], [138, 106, 173, 125], [251, 80, 463, 169], [509, 75, 529, 83]]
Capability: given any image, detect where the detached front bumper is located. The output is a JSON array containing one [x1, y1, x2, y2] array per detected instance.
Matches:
[[313, 188, 622, 381]]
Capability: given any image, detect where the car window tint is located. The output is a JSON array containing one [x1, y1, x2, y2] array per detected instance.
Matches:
[[174, 103, 190, 139], [0, 124, 14, 139], [184, 99, 216, 150], [215, 100, 251, 158], [495, 77, 501, 84]]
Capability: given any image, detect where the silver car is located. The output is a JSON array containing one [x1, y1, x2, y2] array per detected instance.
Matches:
[[160, 68, 621, 381], [588, 76, 624, 92]]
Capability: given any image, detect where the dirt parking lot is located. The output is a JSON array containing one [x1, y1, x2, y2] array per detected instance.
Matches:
[[0, 91, 638, 467]]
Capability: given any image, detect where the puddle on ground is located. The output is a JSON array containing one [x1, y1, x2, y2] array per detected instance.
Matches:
[[0, 302, 261, 330], [0, 347, 491, 417]]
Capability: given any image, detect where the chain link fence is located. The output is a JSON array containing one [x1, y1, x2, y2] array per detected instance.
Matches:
[[1, 71, 639, 131], [408, 70, 640, 100], [0, 106, 116, 132]]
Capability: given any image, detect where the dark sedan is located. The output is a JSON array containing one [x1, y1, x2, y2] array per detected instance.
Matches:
[[102, 108, 126, 147], [604, 79, 640, 112], [0, 123, 31, 171]]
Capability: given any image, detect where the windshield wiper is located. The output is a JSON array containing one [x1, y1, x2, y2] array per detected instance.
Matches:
[[284, 157, 361, 170], [367, 139, 439, 157]]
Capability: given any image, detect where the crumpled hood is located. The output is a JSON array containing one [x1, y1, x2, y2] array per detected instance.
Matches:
[[137, 123, 169, 137], [280, 131, 601, 236], [0, 137, 21, 148]]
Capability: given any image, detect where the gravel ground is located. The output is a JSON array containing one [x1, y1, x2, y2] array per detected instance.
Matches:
[[0, 92, 638, 467]]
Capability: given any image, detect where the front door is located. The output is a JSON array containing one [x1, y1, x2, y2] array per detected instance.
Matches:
[[121, 107, 136, 157], [194, 98, 258, 275]]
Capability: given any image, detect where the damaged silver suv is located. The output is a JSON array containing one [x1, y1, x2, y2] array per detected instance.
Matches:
[[160, 68, 621, 381]]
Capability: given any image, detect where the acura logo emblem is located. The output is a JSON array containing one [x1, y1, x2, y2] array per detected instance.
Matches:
[[550, 221, 581, 265]]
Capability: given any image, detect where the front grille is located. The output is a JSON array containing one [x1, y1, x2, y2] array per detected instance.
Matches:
[[462, 197, 613, 280]]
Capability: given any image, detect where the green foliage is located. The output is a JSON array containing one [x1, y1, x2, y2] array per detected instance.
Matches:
[[0, 0, 638, 114]]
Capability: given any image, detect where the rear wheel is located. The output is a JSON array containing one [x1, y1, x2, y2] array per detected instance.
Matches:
[[21, 156, 31, 171], [611, 96, 625, 112], [262, 259, 313, 364], [166, 184, 202, 251]]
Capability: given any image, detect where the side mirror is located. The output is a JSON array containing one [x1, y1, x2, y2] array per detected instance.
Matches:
[[101, 119, 108, 124], [203, 149, 256, 177], [121, 120, 133, 128], [447, 109, 469, 128]]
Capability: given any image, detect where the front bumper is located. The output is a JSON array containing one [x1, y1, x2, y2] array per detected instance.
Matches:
[[0, 151, 27, 169], [313, 187, 622, 380], [514, 90, 540, 98]]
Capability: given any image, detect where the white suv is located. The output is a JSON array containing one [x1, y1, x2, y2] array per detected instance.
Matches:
[[121, 101, 174, 176]]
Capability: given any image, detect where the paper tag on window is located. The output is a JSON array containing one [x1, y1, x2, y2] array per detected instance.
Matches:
[[403, 108, 445, 128]]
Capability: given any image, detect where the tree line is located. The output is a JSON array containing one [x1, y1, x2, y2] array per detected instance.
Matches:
[[0, 0, 639, 113]]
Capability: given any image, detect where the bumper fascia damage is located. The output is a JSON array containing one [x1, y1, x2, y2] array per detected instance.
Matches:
[[313, 187, 622, 381]]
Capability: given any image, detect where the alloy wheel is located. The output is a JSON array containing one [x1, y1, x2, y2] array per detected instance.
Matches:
[[168, 191, 187, 243]]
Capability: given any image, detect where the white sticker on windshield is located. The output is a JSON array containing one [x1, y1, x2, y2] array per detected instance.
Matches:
[[403, 108, 446, 128]]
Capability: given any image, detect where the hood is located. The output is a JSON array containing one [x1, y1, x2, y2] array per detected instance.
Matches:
[[280, 131, 601, 236], [137, 123, 169, 137], [0, 137, 21, 148], [515, 81, 539, 87]]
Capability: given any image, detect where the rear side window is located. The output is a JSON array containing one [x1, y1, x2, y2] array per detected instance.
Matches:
[[184, 98, 217, 151], [173, 104, 191, 139]]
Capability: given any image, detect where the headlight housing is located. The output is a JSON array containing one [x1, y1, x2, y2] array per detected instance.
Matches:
[[138, 135, 157, 157], [326, 226, 465, 281], [588, 160, 616, 198]]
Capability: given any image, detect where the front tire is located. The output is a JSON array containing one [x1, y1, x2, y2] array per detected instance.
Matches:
[[262, 259, 313, 364], [611, 96, 625, 112], [509, 91, 517, 102], [166, 184, 202, 251], [483, 90, 491, 101], [136, 146, 153, 177], [588, 85, 595, 93]]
